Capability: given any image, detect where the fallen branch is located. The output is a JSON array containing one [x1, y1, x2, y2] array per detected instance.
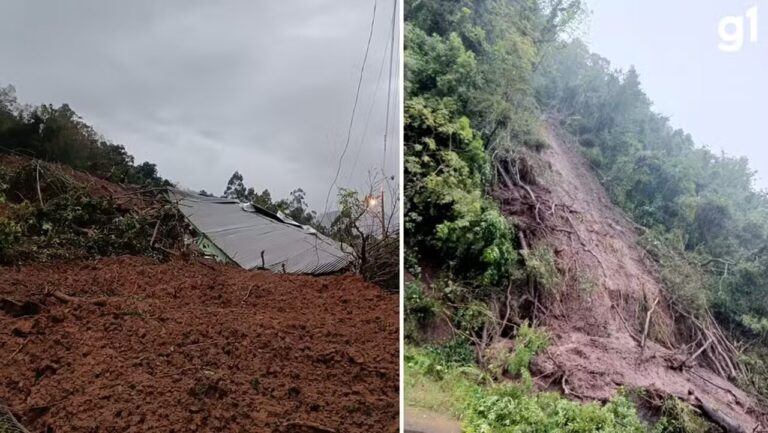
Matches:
[[9, 338, 28, 360], [281, 421, 336, 433], [35, 161, 44, 207], [563, 213, 607, 278], [149, 219, 161, 247], [688, 369, 741, 399], [640, 297, 660, 350], [242, 284, 254, 303], [518, 231, 529, 251], [677, 338, 713, 369], [612, 303, 641, 343], [561, 371, 588, 400], [49, 291, 81, 303], [46, 290, 108, 306]]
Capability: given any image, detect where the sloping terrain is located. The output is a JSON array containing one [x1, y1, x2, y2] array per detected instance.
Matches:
[[494, 121, 762, 430], [0, 155, 152, 211], [0, 256, 398, 433]]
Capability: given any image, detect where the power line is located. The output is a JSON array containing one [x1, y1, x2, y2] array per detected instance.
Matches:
[[320, 0, 378, 221], [346, 15, 393, 186], [382, 0, 398, 173], [315, 0, 379, 270]]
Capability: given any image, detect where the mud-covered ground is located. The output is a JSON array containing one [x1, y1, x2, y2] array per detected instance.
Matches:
[[493, 121, 763, 430], [0, 256, 398, 432]]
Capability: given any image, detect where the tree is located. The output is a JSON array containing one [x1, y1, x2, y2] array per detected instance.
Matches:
[[0, 83, 169, 186], [222, 171, 247, 201], [252, 189, 272, 209], [273, 188, 315, 225]]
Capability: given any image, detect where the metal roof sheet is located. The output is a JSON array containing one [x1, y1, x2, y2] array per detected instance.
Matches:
[[171, 189, 352, 274]]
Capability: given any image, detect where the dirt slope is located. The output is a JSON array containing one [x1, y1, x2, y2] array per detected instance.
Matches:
[[0, 257, 398, 433], [494, 121, 762, 430]]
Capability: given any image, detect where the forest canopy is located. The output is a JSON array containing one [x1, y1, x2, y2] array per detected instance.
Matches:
[[1, 84, 167, 187]]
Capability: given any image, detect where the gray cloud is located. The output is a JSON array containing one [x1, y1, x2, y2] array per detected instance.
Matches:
[[0, 0, 400, 210]]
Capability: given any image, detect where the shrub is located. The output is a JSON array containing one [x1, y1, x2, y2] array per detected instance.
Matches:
[[455, 301, 492, 334], [653, 398, 715, 433], [507, 322, 550, 387], [0, 218, 21, 261], [638, 229, 711, 314], [405, 95, 520, 287], [405, 281, 440, 340], [465, 388, 647, 433], [406, 339, 475, 381], [0, 163, 185, 264], [524, 245, 561, 293], [406, 340, 650, 433]]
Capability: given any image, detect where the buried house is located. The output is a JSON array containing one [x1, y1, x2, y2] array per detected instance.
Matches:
[[170, 189, 352, 274]]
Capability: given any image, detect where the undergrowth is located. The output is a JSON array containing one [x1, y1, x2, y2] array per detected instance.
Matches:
[[653, 399, 717, 433], [406, 334, 651, 433], [404, 281, 440, 341], [0, 161, 183, 264], [506, 322, 550, 386], [523, 245, 561, 294], [406, 327, 719, 432]]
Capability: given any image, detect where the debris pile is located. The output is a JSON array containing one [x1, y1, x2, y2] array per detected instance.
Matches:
[[0, 156, 186, 264], [493, 122, 764, 431], [0, 256, 399, 432]]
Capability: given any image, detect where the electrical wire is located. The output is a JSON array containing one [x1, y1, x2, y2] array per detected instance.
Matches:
[[346, 17, 393, 186], [320, 0, 378, 222], [382, 0, 398, 173], [315, 0, 379, 268]]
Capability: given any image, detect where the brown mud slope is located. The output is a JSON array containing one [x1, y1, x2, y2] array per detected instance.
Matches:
[[0, 257, 398, 433], [494, 121, 763, 430]]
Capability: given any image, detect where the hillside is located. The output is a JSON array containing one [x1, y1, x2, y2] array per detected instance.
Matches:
[[495, 120, 761, 430], [403, 1, 768, 431]]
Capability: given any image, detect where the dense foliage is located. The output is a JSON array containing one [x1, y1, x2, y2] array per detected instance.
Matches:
[[1, 84, 168, 187], [535, 39, 768, 387], [405, 0, 584, 288], [0, 162, 183, 264], [405, 0, 768, 427]]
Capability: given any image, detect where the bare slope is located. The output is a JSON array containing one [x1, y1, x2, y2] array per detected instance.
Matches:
[[494, 121, 761, 430]]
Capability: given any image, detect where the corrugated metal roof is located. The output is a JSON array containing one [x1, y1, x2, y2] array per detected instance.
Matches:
[[171, 189, 352, 274]]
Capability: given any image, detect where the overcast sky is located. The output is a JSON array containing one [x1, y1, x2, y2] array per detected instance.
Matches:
[[586, 0, 767, 190], [0, 0, 400, 211]]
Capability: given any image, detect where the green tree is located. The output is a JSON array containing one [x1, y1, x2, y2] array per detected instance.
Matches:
[[223, 171, 248, 201]]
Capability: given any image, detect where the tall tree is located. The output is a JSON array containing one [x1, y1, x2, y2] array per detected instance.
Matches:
[[222, 171, 247, 201]]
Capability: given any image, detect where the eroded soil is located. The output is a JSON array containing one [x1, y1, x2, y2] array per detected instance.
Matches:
[[0, 256, 398, 433], [494, 121, 763, 430]]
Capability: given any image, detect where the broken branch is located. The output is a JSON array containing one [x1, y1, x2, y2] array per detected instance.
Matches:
[[641, 297, 660, 350], [677, 338, 713, 369]]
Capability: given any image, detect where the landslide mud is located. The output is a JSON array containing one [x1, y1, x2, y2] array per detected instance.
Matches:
[[493, 121, 763, 430], [0, 257, 398, 432]]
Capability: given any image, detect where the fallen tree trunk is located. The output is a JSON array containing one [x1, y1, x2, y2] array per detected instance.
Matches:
[[693, 395, 753, 433]]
